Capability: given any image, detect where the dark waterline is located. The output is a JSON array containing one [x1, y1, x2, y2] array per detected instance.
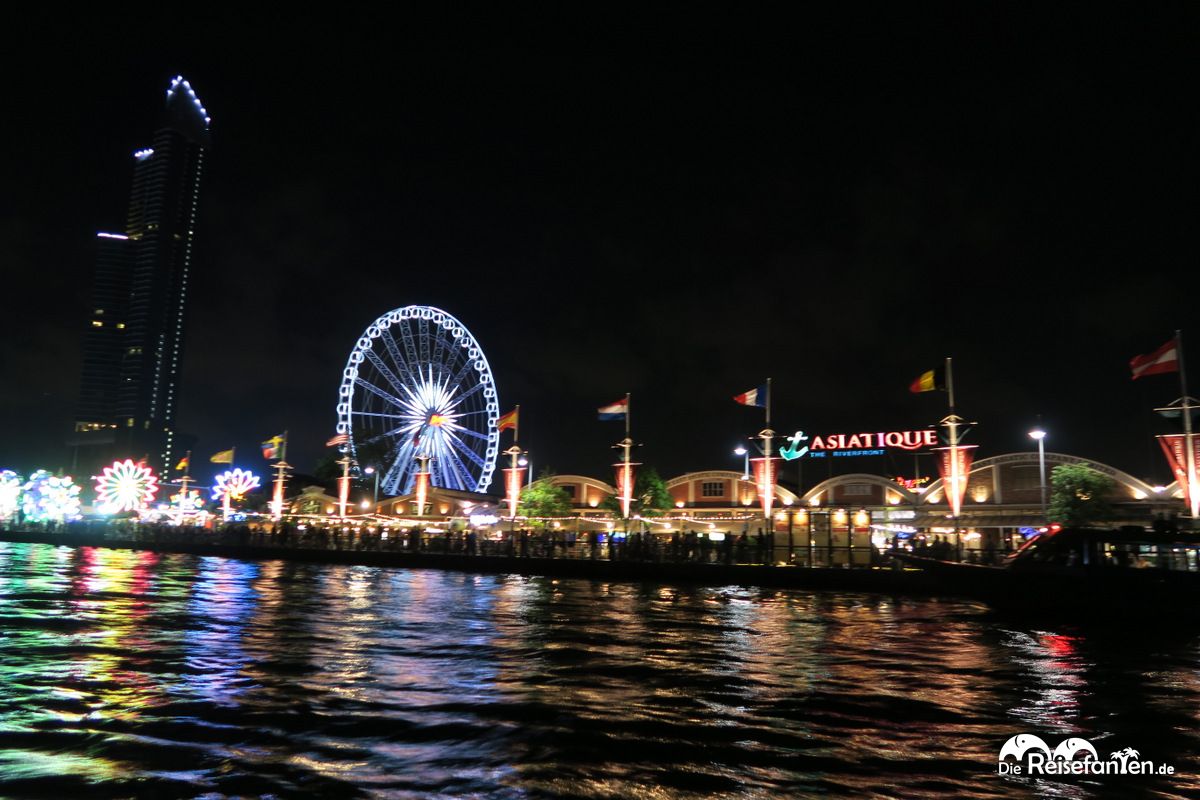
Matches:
[[0, 542, 1195, 798]]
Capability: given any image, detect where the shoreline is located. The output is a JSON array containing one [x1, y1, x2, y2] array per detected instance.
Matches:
[[0, 527, 947, 596]]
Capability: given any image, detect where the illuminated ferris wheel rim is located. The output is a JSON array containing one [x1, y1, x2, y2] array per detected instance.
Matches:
[[335, 305, 500, 495]]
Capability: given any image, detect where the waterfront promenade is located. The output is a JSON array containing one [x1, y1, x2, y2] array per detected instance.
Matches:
[[0, 522, 945, 595]]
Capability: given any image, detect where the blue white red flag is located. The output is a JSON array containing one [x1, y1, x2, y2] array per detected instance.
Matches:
[[733, 384, 768, 408], [597, 398, 628, 421]]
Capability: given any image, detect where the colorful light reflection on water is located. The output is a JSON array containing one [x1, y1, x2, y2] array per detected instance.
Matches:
[[0, 542, 1196, 797]]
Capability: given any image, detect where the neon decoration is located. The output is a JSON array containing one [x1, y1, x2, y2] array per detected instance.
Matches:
[[613, 462, 638, 519], [94, 459, 160, 513], [935, 445, 978, 517], [504, 467, 523, 519], [0, 470, 22, 519], [751, 457, 781, 520], [1157, 435, 1200, 518], [810, 430, 937, 452], [414, 470, 430, 516], [211, 468, 260, 502], [212, 468, 260, 519], [21, 471, 82, 523], [336, 306, 500, 496], [171, 488, 204, 514], [779, 431, 809, 461]]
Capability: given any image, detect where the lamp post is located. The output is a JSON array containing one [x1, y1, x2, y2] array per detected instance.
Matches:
[[734, 446, 749, 480], [1029, 428, 1047, 519], [363, 466, 379, 508]]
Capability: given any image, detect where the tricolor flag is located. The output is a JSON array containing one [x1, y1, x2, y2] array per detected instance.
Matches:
[[597, 397, 628, 421], [733, 384, 767, 408], [210, 449, 235, 464], [909, 367, 945, 393], [325, 433, 349, 447], [261, 434, 285, 459], [498, 408, 519, 432], [1130, 338, 1179, 380], [174, 456, 189, 471]]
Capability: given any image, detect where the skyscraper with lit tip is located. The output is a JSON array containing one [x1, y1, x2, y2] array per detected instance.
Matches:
[[71, 76, 211, 474]]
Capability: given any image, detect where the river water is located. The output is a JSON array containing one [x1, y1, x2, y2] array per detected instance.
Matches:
[[0, 542, 1196, 799]]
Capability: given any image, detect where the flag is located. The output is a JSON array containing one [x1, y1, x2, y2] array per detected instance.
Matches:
[[733, 384, 768, 408], [210, 449, 234, 464], [325, 433, 349, 447], [909, 367, 945, 393], [174, 456, 189, 471], [498, 408, 519, 432], [261, 434, 284, 459], [597, 397, 628, 421], [1130, 338, 1179, 380]]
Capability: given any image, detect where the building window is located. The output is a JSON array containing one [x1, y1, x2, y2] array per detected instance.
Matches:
[[701, 481, 724, 497], [560, 485, 577, 499], [844, 484, 872, 496]]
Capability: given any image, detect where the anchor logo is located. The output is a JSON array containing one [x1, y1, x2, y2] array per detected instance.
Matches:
[[779, 430, 809, 461]]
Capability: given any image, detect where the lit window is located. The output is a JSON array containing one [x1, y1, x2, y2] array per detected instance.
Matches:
[[94, 309, 104, 315], [701, 481, 724, 498], [116, 323, 125, 329], [91, 320, 103, 328]]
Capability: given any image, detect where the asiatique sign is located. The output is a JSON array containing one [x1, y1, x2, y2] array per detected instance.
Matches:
[[779, 429, 938, 460]]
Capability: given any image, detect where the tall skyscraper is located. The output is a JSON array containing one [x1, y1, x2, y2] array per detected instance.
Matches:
[[71, 76, 211, 474]]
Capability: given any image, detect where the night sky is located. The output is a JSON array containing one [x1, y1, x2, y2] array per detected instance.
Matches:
[[4, 10, 1199, 489]]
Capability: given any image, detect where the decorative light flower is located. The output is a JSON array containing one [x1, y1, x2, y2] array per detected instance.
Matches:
[[170, 488, 205, 513], [21, 470, 82, 523], [212, 469, 260, 502], [94, 459, 160, 513], [0, 470, 22, 519]]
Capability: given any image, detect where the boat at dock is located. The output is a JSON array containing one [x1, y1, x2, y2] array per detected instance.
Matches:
[[896, 526, 1200, 616]]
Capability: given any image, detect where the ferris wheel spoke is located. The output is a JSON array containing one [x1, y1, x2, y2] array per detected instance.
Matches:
[[445, 358, 480, 401], [398, 320, 422, 377], [351, 410, 412, 420], [378, 326, 419, 389], [449, 426, 491, 442], [355, 378, 408, 411], [443, 430, 488, 470], [440, 445, 477, 490], [382, 438, 418, 494], [363, 348, 410, 399], [447, 380, 487, 410]]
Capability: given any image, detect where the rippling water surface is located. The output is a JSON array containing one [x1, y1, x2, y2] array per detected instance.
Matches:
[[0, 542, 1197, 798]]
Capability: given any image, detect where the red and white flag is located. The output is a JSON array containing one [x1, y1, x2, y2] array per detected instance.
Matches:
[[1130, 338, 1179, 380], [325, 433, 349, 447]]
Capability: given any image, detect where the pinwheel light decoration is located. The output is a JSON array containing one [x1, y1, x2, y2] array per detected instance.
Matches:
[[94, 459, 160, 513]]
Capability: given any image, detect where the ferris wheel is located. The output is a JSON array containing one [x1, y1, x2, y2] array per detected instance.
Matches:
[[336, 306, 500, 496]]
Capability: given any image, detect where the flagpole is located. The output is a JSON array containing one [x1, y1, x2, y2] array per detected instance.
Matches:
[[623, 393, 632, 525], [177, 450, 192, 523], [272, 431, 290, 521], [942, 357, 962, 550], [760, 378, 775, 529], [1177, 331, 1198, 521], [337, 454, 351, 518]]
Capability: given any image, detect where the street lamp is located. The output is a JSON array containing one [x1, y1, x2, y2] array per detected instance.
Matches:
[[734, 446, 749, 480], [518, 455, 531, 483], [1029, 428, 1047, 518], [363, 466, 379, 508]]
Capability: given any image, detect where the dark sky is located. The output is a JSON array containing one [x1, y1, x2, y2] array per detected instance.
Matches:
[[3, 9, 1198, 488]]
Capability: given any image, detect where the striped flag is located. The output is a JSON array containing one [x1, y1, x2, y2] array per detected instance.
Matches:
[[597, 397, 628, 421], [261, 434, 285, 459], [733, 384, 767, 408], [1130, 338, 1179, 380], [498, 408, 519, 432], [909, 367, 945, 393], [325, 433, 349, 447]]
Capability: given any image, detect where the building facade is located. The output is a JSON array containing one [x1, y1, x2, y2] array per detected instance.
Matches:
[[71, 76, 211, 474]]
